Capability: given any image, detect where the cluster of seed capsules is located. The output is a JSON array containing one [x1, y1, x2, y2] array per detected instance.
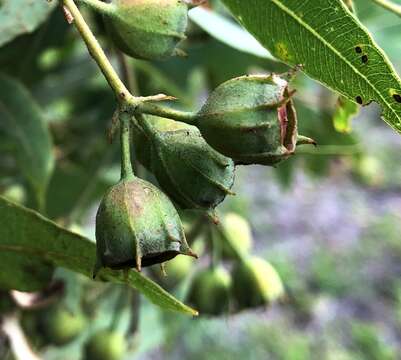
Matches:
[[88, 0, 314, 310]]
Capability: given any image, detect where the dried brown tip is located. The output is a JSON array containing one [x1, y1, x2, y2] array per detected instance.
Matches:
[[297, 135, 317, 146]]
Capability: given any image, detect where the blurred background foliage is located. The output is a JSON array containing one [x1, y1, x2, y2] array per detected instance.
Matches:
[[1, 0, 401, 359]]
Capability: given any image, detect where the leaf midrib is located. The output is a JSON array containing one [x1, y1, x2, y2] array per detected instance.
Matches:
[[269, 0, 400, 122]]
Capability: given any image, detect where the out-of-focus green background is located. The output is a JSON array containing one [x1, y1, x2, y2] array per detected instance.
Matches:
[[1, 0, 401, 359]]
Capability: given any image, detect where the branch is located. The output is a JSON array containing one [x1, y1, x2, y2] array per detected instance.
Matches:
[[62, 0, 134, 102], [371, 0, 401, 17]]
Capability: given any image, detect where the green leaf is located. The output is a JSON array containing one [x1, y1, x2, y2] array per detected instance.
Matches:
[[0, 73, 54, 208], [0, 0, 56, 47], [0, 196, 198, 316], [220, 0, 401, 134], [333, 96, 359, 133]]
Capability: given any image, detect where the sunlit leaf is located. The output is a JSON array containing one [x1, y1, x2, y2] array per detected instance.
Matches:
[[221, 0, 401, 135]]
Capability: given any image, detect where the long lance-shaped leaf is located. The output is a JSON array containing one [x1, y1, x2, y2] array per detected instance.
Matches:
[[0, 196, 198, 316], [220, 0, 401, 133]]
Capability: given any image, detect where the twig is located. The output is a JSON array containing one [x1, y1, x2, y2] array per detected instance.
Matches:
[[62, 0, 134, 102], [370, 0, 401, 17]]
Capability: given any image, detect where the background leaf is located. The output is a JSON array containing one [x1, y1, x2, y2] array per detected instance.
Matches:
[[333, 96, 359, 133], [0, 0, 56, 47], [188, 7, 275, 60], [0, 196, 198, 316], [0, 73, 54, 209], [220, 0, 401, 134]]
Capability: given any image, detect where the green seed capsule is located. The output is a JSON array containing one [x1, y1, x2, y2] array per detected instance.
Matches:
[[96, 0, 189, 60], [43, 306, 86, 345], [84, 330, 127, 360], [231, 257, 284, 310], [132, 116, 235, 214], [195, 74, 315, 166], [95, 176, 196, 275], [187, 266, 231, 316], [220, 212, 253, 259]]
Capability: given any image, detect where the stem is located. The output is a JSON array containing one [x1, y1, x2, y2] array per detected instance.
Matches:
[[76, 0, 114, 15], [120, 112, 134, 179], [342, 0, 354, 12], [371, 0, 401, 17], [136, 102, 197, 125], [62, 0, 133, 102], [210, 227, 220, 270]]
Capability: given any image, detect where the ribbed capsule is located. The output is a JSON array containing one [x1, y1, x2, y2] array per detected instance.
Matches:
[[99, 0, 189, 60], [94, 177, 196, 275], [132, 116, 235, 214], [195, 74, 315, 166]]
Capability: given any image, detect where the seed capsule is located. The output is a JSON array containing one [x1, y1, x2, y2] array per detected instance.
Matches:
[[95, 177, 196, 275], [43, 306, 86, 345], [187, 266, 231, 315], [219, 212, 253, 259], [132, 116, 235, 214], [195, 74, 315, 166], [98, 0, 189, 60], [84, 330, 127, 360], [231, 257, 284, 310]]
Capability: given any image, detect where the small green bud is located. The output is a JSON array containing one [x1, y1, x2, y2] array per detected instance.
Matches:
[[188, 266, 231, 316], [95, 177, 196, 274], [220, 212, 253, 258], [132, 116, 235, 214], [195, 74, 315, 166], [84, 330, 127, 360], [43, 306, 86, 345], [231, 257, 284, 310], [101, 0, 189, 60]]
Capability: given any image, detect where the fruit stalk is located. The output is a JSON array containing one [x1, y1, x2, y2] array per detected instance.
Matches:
[[119, 112, 134, 180], [135, 101, 197, 125], [76, 0, 114, 15], [62, 0, 133, 102]]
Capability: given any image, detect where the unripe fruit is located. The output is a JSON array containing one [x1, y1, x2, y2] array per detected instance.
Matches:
[[220, 212, 253, 258], [95, 177, 196, 274], [96, 0, 188, 60], [165, 254, 195, 283], [43, 306, 86, 345], [188, 266, 231, 315], [195, 74, 315, 166], [84, 330, 127, 360], [132, 116, 235, 213], [231, 257, 284, 310]]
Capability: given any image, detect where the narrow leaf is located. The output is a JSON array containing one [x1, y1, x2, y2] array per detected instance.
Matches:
[[0, 196, 198, 316], [188, 7, 275, 59], [0, 74, 54, 208], [221, 0, 401, 134]]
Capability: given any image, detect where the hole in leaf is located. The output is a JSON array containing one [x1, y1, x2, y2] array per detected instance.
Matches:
[[361, 55, 368, 64], [355, 96, 363, 104], [355, 46, 362, 54], [393, 94, 401, 103]]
